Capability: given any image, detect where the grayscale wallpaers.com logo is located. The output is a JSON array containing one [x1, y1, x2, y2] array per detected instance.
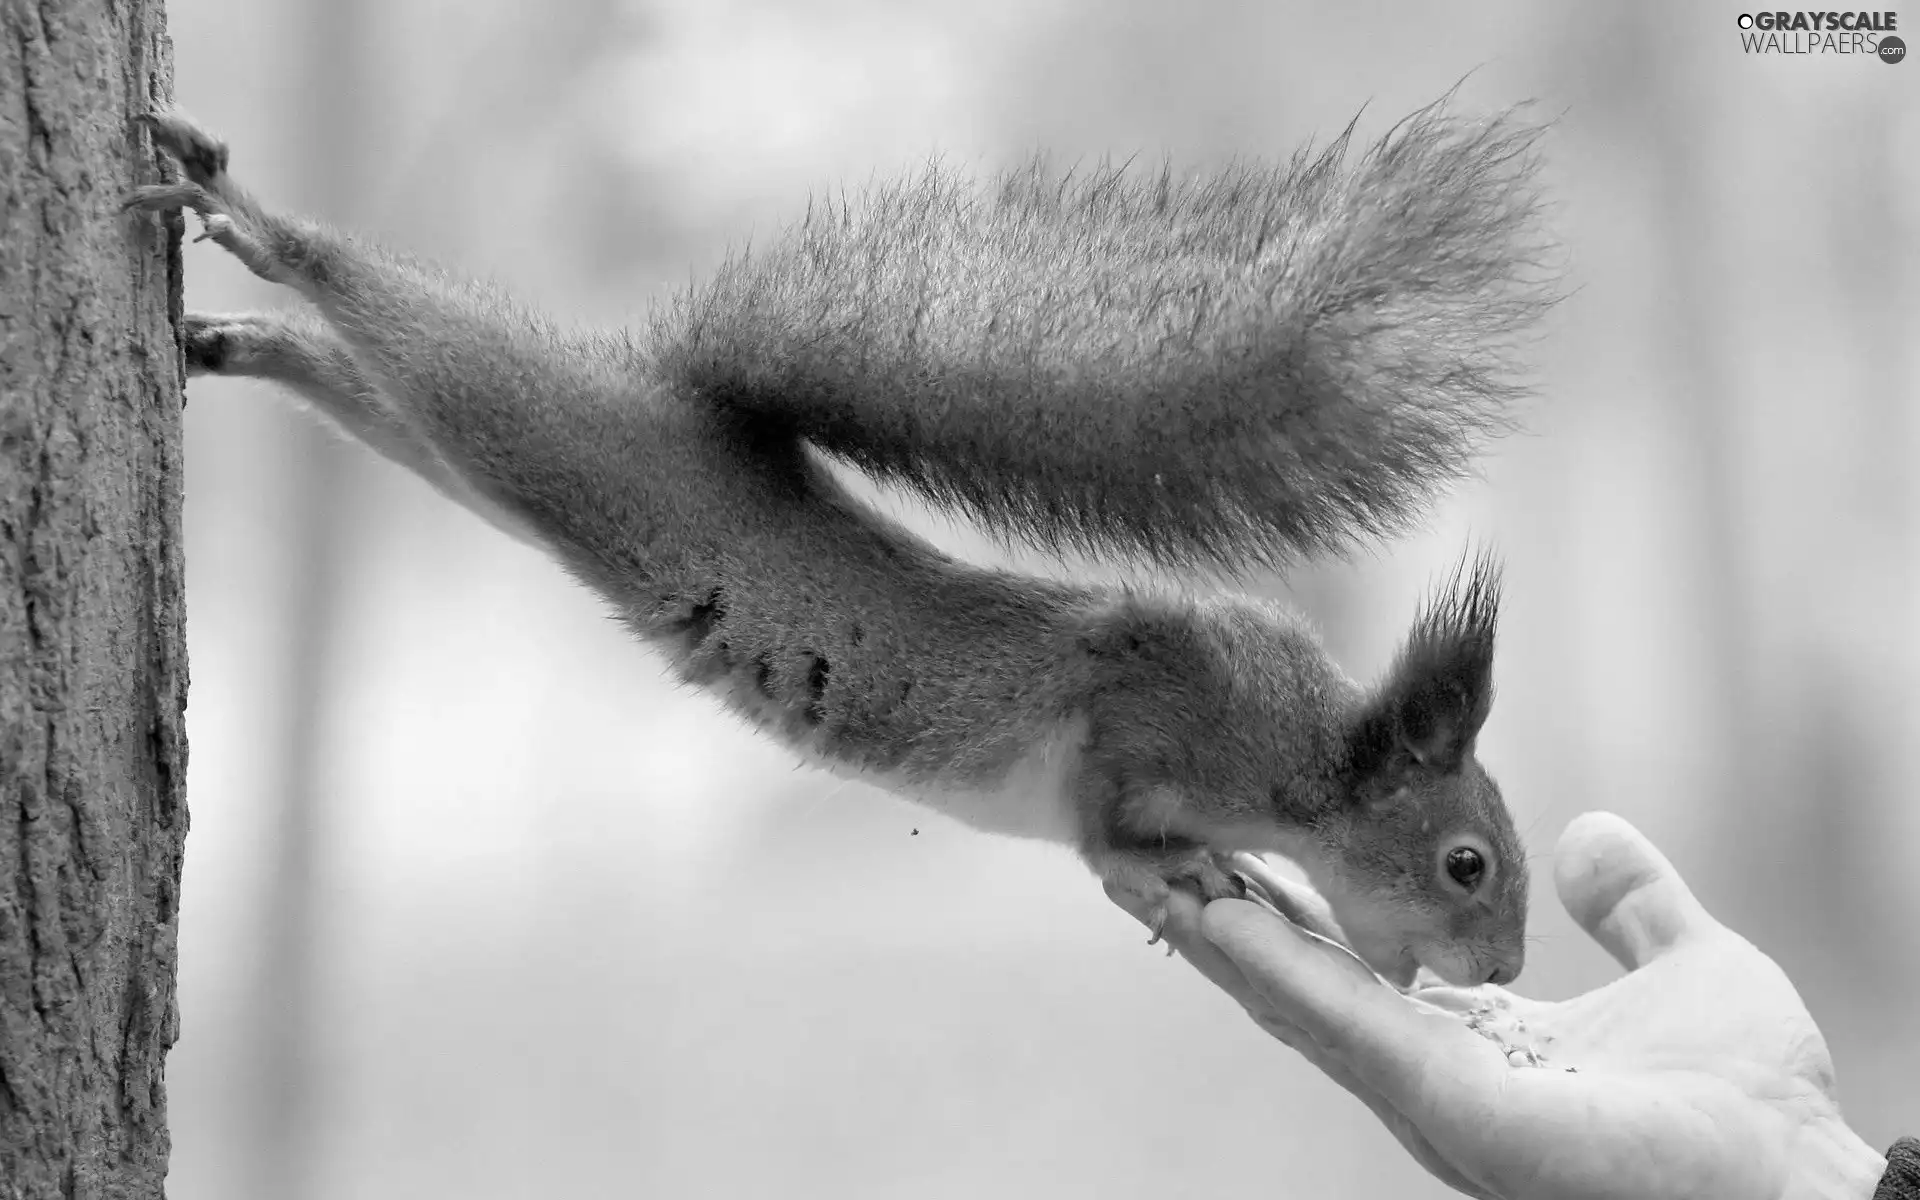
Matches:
[[1736, 11, 1905, 60]]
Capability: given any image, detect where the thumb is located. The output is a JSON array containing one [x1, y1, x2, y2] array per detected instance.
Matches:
[[1553, 811, 1726, 971]]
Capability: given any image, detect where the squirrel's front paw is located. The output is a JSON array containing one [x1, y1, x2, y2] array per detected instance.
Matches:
[[1098, 846, 1246, 952], [123, 110, 232, 223]]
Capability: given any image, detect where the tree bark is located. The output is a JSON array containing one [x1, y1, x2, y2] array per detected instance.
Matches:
[[0, 0, 189, 1196]]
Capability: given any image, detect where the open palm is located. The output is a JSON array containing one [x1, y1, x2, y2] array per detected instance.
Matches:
[[1112, 813, 1887, 1200]]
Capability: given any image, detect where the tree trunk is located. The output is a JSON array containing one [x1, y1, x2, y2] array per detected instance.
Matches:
[[0, 0, 189, 1196]]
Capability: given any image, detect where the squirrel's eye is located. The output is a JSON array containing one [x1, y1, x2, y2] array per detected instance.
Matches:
[[1444, 846, 1486, 891]]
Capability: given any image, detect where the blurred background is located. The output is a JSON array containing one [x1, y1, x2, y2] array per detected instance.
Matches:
[[163, 0, 1919, 1196]]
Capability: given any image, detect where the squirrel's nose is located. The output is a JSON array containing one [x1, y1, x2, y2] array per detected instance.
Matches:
[[1482, 953, 1523, 986]]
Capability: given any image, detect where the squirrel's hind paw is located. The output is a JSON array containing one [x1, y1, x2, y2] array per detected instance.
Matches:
[[136, 110, 232, 185], [125, 122, 283, 283]]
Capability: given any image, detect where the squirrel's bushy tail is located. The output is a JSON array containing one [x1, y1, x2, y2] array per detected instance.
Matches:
[[650, 96, 1559, 574]]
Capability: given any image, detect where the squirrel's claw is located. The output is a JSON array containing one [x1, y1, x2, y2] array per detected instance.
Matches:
[[1101, 846, 1245, 957], [125, 109, 241, 236], [1144, 904, 1169, 946], [1145, 911, 1177, 957], [122, 184, 248, 259], [124, 140, 280, 283]]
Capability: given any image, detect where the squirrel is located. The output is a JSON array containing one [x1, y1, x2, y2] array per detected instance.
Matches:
[[125, 96, 1556, 988]]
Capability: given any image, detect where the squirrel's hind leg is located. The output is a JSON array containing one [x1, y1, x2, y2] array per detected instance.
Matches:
[[181, 309, 537, 545], [125, 111, 289, 284], [130, 109, 637, 563]]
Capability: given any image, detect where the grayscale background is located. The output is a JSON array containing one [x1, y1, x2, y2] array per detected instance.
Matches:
[[164, 1, 1919, 1196]]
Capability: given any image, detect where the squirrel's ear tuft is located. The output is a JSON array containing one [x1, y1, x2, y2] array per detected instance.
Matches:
[[1354, 550, 1501, 776]]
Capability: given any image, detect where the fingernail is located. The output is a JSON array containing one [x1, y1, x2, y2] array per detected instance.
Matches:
[[1233, 871, 1279, 911]]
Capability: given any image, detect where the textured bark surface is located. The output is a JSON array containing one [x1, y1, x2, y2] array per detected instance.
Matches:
[[0, 0, 188, 1196]]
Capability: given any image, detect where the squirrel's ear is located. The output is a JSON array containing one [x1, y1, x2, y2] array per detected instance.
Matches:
[[1353, 552, 1501, 776]]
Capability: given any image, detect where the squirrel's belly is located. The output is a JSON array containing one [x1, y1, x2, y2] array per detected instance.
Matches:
[[801, 717, 1088, 845]]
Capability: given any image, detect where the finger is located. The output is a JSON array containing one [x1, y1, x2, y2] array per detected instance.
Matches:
[[1104, 881, 1274, 1017], [1552, 811, 1727, 970], [1201, 899, 1509, 1120], [1225, 853, 1347, 944]]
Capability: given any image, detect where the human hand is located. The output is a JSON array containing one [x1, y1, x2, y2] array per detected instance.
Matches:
[[1109, 812, 1888, 1200]]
